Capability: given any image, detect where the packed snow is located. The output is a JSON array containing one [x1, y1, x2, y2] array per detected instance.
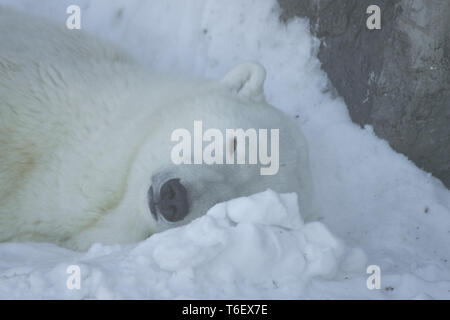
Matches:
[[0, 190, 367, 299], [0, 0, 449, 299]]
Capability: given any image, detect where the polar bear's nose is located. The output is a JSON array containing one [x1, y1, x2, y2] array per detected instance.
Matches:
[[157, 178, 189, 222]]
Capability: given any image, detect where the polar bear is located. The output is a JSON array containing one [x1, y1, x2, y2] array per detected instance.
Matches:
[[0, 7, 315, 251]]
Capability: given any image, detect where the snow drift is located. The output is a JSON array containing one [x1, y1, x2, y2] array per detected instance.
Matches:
[[0, 190, 366, 299]]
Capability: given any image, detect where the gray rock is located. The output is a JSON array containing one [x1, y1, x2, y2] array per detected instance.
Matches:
[[279, 0, 450, 188]]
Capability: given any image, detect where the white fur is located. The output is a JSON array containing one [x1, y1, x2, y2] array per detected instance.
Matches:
[[0, 7, 315, 251]]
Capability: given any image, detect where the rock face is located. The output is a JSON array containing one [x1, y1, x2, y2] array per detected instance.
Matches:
[[279, 0, 450, 188]]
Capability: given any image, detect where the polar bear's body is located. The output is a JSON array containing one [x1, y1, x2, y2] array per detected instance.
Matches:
[[0, 7, 314, 251]]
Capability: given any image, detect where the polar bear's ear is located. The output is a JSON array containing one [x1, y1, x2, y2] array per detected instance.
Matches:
[[221, 62, 266, 103]]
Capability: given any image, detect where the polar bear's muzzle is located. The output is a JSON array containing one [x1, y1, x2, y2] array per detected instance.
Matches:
[[148, 178, 189, 223]]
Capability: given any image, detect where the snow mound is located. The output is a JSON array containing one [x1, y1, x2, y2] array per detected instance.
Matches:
[[139, 190, 365, 285], [0, 190, 366, 299]]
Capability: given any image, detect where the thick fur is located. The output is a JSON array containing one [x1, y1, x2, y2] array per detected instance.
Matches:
[[0, 7, 315, 251]]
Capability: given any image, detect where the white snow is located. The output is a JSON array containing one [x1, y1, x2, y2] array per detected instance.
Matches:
[[0, 190, 367, 299], [0, 0, 449, 299]]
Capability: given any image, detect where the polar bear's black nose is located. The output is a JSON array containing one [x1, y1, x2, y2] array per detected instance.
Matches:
[[158, 178, 189, 222]]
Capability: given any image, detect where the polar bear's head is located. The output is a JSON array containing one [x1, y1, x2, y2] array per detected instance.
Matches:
[[121, 63, 314, 235]]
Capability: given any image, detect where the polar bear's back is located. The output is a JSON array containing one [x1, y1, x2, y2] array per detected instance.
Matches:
[[0, 7, 136, 221]]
